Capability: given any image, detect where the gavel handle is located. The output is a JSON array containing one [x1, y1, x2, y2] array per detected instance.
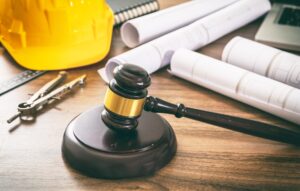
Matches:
[[144, 96, 300, 145]]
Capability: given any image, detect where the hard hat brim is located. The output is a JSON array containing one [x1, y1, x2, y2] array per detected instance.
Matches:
[[1, 31, 113, 70]]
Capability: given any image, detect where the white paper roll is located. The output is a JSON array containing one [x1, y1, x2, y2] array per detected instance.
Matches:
[[121, 0, 239, 48], [99, 0, 271, 82], [170, 49, 300, 125], [222, 36, 300, 89]]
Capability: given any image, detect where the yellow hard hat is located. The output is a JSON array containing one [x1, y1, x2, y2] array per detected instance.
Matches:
[[0, 0, 114, 70]]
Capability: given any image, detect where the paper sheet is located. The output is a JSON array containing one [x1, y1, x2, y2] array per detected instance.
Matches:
[[121, 0, 238, 48], [222, 36, 300, 89], [170, 49, 300, 125], [99, 0, 271, 82]]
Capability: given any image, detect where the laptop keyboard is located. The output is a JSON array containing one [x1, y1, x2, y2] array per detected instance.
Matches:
[[278, 7, 300, 27]]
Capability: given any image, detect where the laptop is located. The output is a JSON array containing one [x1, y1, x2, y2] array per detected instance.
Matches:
[[255, 0, 300, 51]]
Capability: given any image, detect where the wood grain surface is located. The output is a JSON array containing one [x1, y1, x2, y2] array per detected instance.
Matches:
[[1, 1, 300, 190]]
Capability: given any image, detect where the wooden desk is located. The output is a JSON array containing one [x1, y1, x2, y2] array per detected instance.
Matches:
[[1, 1, 300, 190]]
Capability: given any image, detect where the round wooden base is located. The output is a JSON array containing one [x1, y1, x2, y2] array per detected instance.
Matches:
[[62, 105, 177, 179]]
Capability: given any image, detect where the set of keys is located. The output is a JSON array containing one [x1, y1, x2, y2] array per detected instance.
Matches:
[[7, 71, 86, 124]]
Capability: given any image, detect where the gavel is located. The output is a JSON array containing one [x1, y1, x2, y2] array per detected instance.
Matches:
[[62, 64, 300, 179], [102, 64, 300, 145]]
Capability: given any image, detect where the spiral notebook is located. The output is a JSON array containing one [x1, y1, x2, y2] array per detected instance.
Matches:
[[107, 0, 160, 26]]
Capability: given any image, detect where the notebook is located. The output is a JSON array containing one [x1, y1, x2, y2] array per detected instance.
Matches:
[[107, 0, 160, 26]]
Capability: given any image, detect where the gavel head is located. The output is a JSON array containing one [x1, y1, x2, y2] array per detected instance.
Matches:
[[101, 64, 151, 132]]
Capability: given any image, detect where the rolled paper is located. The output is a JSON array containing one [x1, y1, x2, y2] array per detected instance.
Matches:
[[99, 0, 271, 82], [170, 49, 300, 125], [121, 0, 238, 48], [223, 36, 300, 89]]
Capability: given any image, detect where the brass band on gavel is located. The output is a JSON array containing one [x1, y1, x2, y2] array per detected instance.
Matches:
[[103, 88, 146, 117]]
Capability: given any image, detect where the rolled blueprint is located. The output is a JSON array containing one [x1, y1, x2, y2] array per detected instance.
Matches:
[[222, 36, 300, 89], [99, 0, 271, 82], [170, 49, 300, 125], [121, 0, 238, 48]]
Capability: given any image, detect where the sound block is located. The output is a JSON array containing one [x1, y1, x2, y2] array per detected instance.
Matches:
[[62, 105, 177, 179]]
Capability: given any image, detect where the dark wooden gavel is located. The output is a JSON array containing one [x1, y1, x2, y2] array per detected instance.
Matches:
[[102, 64, 300, 145]]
